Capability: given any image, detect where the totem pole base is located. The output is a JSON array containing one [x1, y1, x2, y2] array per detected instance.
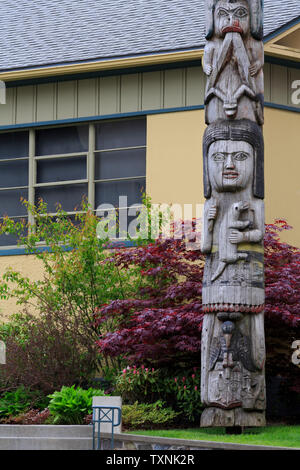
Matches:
[[200, 407, 266, 428]]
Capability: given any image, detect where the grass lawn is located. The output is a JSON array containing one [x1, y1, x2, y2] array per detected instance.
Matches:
[[127, 425, 300, 448]]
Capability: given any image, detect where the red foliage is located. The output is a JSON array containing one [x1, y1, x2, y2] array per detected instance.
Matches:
[[264, 220, 300, 394], [3, 408, 50, 425], [95, 220, 300, 386], [96, 228, 205, 367]]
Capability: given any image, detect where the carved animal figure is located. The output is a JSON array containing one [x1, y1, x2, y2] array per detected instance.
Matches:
[[209, 321, 258, 372], [203, 0, 264, 124], [211, 201, 249, 281]]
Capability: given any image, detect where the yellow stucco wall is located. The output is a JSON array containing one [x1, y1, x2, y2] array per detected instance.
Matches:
[[147, 110, 206, 216], [0, 106, 298, 318], [0, 255, 44, 320], [147, 108, 300, 247], [264, 107, 300, 247]]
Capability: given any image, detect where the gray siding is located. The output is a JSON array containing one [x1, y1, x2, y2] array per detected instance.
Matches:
[[0, 64, 298, 127]]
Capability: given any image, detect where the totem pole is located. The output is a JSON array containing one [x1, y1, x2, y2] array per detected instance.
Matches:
[[200, 0, 266, 428]]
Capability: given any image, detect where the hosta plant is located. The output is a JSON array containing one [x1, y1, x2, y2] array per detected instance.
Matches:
[[48, 385, 107, 425]]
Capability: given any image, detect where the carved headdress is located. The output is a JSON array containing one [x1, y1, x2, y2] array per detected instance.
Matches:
[[205, 0, 263, 40], [203, 119, 264, 199]]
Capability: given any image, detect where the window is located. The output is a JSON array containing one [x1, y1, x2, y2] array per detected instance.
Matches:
[[0, 118, 146, 248], [0, 131, 29, 246], [35, 124, 89, 213]]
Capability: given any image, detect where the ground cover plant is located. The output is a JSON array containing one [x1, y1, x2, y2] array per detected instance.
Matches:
[[122, 401, 180, 430], [48, 385, 106, 425], [0, 386, 48, 418], [127, 425, 300, 448]]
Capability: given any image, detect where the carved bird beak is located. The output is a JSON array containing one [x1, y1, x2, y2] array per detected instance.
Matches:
[[224, 333, 232, 349]]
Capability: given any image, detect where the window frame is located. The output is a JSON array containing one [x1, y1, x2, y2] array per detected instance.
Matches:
[[0, 117, 146, 250]]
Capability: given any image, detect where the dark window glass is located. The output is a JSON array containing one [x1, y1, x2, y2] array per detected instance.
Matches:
[[95, 148, 146, 181], [0, 131, 29, 159], [95, 178, 145, 209], [0, 218, 28, 247], [37, 156, 87, 184], [0, 160, 28, 188], [35, 183, 88, 213], [96, 119, 146, 150], [0, 189, 28, 217], [36, 126, 89, 156]]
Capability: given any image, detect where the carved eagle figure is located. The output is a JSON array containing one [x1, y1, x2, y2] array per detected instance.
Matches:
[[209, 324, 259, 372]]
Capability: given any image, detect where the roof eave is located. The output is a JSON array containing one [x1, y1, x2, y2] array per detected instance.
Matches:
[[0, 49, 204, 83]]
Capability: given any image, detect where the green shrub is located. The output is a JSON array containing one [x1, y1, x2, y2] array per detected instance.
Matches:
[[0, 200, 139, 378], [122, 401, 181, 430], [115, 366, 203, 422], [48, 385, 107, 424], [0, 386, 48, 418]]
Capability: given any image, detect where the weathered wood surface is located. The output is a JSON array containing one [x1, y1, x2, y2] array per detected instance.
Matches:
[[200, 0, 266, 428]]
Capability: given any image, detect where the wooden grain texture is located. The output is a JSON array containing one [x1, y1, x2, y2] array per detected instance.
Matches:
[[200, 0, 266, 428]]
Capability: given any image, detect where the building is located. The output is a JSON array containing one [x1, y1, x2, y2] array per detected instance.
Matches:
[[0, 0, 299, 314]]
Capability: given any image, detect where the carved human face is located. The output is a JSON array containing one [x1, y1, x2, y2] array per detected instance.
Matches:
[[214, 0, 250, 38], [208, 140, 254, 192]]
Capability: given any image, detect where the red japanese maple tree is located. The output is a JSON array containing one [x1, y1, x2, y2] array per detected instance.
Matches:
[[95, 220, 300, 391]]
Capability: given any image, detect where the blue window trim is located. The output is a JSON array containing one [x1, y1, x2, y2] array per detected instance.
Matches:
[[0, 240, 136, 256], [265, 102, 300, 113], [0, 106, 203, 131], [0, 101, 298, 133]]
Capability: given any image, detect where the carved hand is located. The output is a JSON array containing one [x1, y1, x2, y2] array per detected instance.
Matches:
[[208, 204, 218, 220], [229, 229, 244, 245], [203, 64, 213, 76], [249, 61, 261, 77]]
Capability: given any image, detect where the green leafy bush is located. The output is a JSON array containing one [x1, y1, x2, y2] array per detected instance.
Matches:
[[122, 401, 181, 430], [0, 308, 101, 395], [48, 385, 107, 424], [115, 366, 202, 422], [0, 200, 138, 377], [0, 386, 48, 418]]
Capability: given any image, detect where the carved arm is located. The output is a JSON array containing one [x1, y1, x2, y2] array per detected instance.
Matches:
[[201, 200, 218, 254]]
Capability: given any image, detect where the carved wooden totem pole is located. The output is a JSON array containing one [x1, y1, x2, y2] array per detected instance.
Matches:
[[200, 0, 266, 428]]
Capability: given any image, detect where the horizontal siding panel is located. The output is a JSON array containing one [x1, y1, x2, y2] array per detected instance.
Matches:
[[0, 87, 16, 126], [120, 73, 140, 113], [164, 69, 185, 108], [78, 79, 97, 117], [186, 66, 205, 106], [57, 81, 76, 120], [142, 71, 162, 110], [16, 85, 35, 124], [270, 64, 288, 106], [264, 63, 271, 102], [36, 83, 55, 122], [289, 68, 300, 108], [99, 76, 120, 115], [0, 64, 298, 127]]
